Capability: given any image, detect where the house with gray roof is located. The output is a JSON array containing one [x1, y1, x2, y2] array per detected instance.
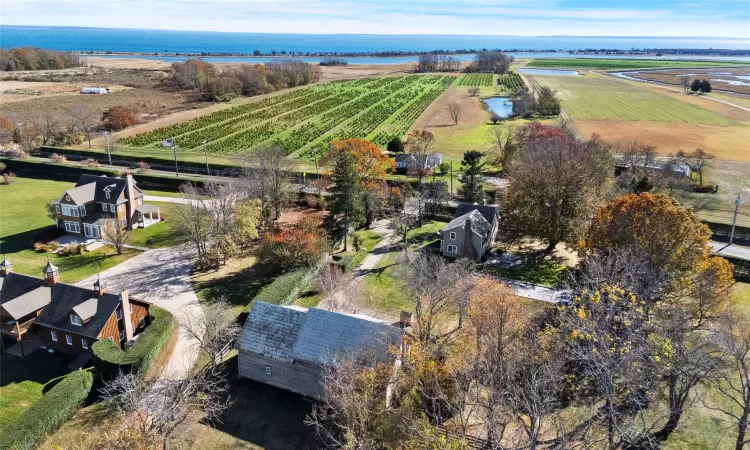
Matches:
[[440, 203, 499, 261], [51, 173, 160, 240], [0, 258, 151, 356], [236, 301, 403, 398], [394, 153, 442, 172]]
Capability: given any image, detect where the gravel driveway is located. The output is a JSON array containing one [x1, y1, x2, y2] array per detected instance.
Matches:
[[76, 245, 203, 380]]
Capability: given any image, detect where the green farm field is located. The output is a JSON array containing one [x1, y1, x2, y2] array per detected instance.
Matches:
[[528, 58, 749, 70], [120, 75, 454, 162], [534, 75, 738, 124]]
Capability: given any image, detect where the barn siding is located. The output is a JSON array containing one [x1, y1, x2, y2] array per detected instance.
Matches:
[[238, 351, 324, 399]]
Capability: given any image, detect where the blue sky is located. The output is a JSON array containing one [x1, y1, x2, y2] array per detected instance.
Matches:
[[2, 0, 749, 37]]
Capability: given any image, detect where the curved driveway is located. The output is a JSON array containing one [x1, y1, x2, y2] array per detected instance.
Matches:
[[76, 245, 203, 380]]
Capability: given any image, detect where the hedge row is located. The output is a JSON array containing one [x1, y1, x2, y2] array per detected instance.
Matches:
[[92, 306, 174, 378], [0, 370, 94, 450], [1, 158, 206, 192], [252, 269, 309, 305]]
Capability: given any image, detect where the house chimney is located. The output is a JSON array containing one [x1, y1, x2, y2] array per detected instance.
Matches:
[[93, 274, 107, 297], [120, 290, 134, 342], [0, 256, 12, 276], [463, 217, 476, 261], [125, 173, 137, 229], [43, 259, 59, 285]]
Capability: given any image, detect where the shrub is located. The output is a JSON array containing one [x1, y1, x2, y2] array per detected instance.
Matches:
[[91, 306, 174, 378], [2, 171, 16, 184], [58, 243, 81, 256], [83, 158, 100, 168], [33, 240, 59, 253], [258, 216, 330, 271], [693, 183, 718, 193], [50, 153, 67, 163], [252, 269, 308, 305], [306, 194, 320, 209], [102, 105, 137, 130], [8, 149, 29, 159], [0, 370, 93, 450], [135, 161, 151, 173], [333, 255, 355, 272]]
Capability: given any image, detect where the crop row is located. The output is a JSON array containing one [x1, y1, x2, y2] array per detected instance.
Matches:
[[497, 72, 525, 91], [457, 72, 493, 86], [120, 79, 364, 147]]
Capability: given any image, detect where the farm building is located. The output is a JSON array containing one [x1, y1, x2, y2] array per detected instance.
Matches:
[[236, 301, 403, 398], [80, 87, 110, 94]]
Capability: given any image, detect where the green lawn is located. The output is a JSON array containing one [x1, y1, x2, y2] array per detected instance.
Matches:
[[0, 177, 142, 282], [0, 350, 74, 432], [192, 252, 273, 313], [710, 92, 750, 110], [535, 75, 738, 125], [361, 251, 414, 314], [485, 254, 567, 287], [127, 202, 180, 248], [407, 220, 447, 247], [338, 230, 385, 268]]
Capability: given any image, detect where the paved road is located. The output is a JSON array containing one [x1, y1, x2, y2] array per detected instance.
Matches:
[[76, 245, 203, 380], [711, 241, 750, 261]]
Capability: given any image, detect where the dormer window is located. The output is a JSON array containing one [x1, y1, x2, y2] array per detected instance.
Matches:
[[105, 190, 111, 199], [70, 314, 83, 326]]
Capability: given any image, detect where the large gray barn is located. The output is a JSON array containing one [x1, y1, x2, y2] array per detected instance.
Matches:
[[236, 301, 403, 399]]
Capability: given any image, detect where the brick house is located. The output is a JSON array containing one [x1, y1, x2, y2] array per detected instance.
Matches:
[[0, 257, 150, 356], [51, 174, 161, 239]]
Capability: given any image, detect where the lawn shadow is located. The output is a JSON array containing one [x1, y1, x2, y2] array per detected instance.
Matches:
[[0, 350, 74, 389], [203, 356, 318, 450], [193, 262, 274, 309], [0, 226, 61, 254]]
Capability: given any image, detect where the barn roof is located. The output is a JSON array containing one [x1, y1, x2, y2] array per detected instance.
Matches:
[[236, 301, 306, 363]]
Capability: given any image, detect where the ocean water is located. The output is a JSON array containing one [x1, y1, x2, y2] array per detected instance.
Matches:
[[2, 26, 750, 55]]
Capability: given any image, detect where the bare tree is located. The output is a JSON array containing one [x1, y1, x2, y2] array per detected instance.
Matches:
[[30, 114, 58, 146], [388, 213, 415, 245], [99, 368, 231, 450], [468, 87, 480, 97], [181, 297, 240, 374], [101, 215, 131, 255], [173, 183, 212, 258], [317, 258, 346, 296], [682, 76, 690, 93], [448, 103, 462, 125], [68, 107, 97, 148], [487, 122, 517, 170], [687, 148, 715, 186], [242, 143, 292, 223], [404, 129, 435, 190], [707, 315, 750, 450]]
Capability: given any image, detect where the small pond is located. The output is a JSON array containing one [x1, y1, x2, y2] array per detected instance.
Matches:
[[484, 97, 514, 118], [516, 68, 580, 76]]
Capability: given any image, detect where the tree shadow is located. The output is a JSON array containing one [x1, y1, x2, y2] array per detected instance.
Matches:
[[0, 350, 74, 389], [0, 226, 62, 254], [193, 263, 274, 309]]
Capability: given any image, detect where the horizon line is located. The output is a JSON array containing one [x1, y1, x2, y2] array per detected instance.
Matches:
[[2, 24, 748, 41]]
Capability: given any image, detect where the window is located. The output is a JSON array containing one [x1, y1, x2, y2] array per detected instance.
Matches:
[[265, 365, 272, 376], [81, 339, 88, 350], [101, 203, 107, 212], [65, 334, 73, 345], [65, 221, 80, 233], [449, 232, 456, 240], [129, 303, 133, 312], [137, 198, 143, 205], [61, 204, 79, 217], [55, 204, 60, 213], [84, 223, 100, 238], [447, 245, 458, 254], [117, 204, 124, 212], [138, 317, 146, 328], [70, 314, 82, 326], [105, 190, 111, 199], [119, 330, 125, 341], [79, 205, 86, 217], [116, 309, 122, 320], [51, 330, 58, 341]]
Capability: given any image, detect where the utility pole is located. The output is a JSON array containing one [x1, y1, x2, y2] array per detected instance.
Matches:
[[730, 193, 742, 245], [202, 139, 210, 176], [172, 144, 179, 177], [103, 131, 112, 165], [450, 161, 453, 196]]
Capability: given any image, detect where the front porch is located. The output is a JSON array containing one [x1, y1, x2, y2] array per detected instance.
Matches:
[[136, 204, 161, 228], [0, 316, 35, 339]]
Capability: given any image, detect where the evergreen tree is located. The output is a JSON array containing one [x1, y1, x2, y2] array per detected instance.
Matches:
[[700, 79, 712, 93], [690, 79, 702, 93], [386, 136, 404, 154], [458, 150, 486, 203], [329, 151, 363, 251]]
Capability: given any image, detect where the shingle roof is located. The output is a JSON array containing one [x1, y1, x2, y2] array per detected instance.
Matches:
[[237, 302, 403, 368], [135, 204, 159, 214], [455, 203, 498, 225], [290, 308, 402, 367], [72, 298, 98, 322], [443, 209, 492, 239], [43, 260, 58, 274], [1, 286, 51, 319], [236, 302, 306, 363], [75, 174, 127, 204], [0, 272, 120, 338], [63, 182, 97, 205]]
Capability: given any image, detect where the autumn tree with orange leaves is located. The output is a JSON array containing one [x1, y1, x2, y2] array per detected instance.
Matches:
[[259, 216, 329, 271], [322, 138, 394, 188]]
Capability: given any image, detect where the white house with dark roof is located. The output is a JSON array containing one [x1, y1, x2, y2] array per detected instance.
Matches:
[[236, 301, 403, 398]]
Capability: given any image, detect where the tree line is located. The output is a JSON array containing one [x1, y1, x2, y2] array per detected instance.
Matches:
[[0, 47, 82, 71], [167, 58, 321, 101]]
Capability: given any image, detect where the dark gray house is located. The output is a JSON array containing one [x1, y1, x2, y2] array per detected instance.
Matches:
[[236, 302, 403, 398], [440, 203, 499, 261]]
